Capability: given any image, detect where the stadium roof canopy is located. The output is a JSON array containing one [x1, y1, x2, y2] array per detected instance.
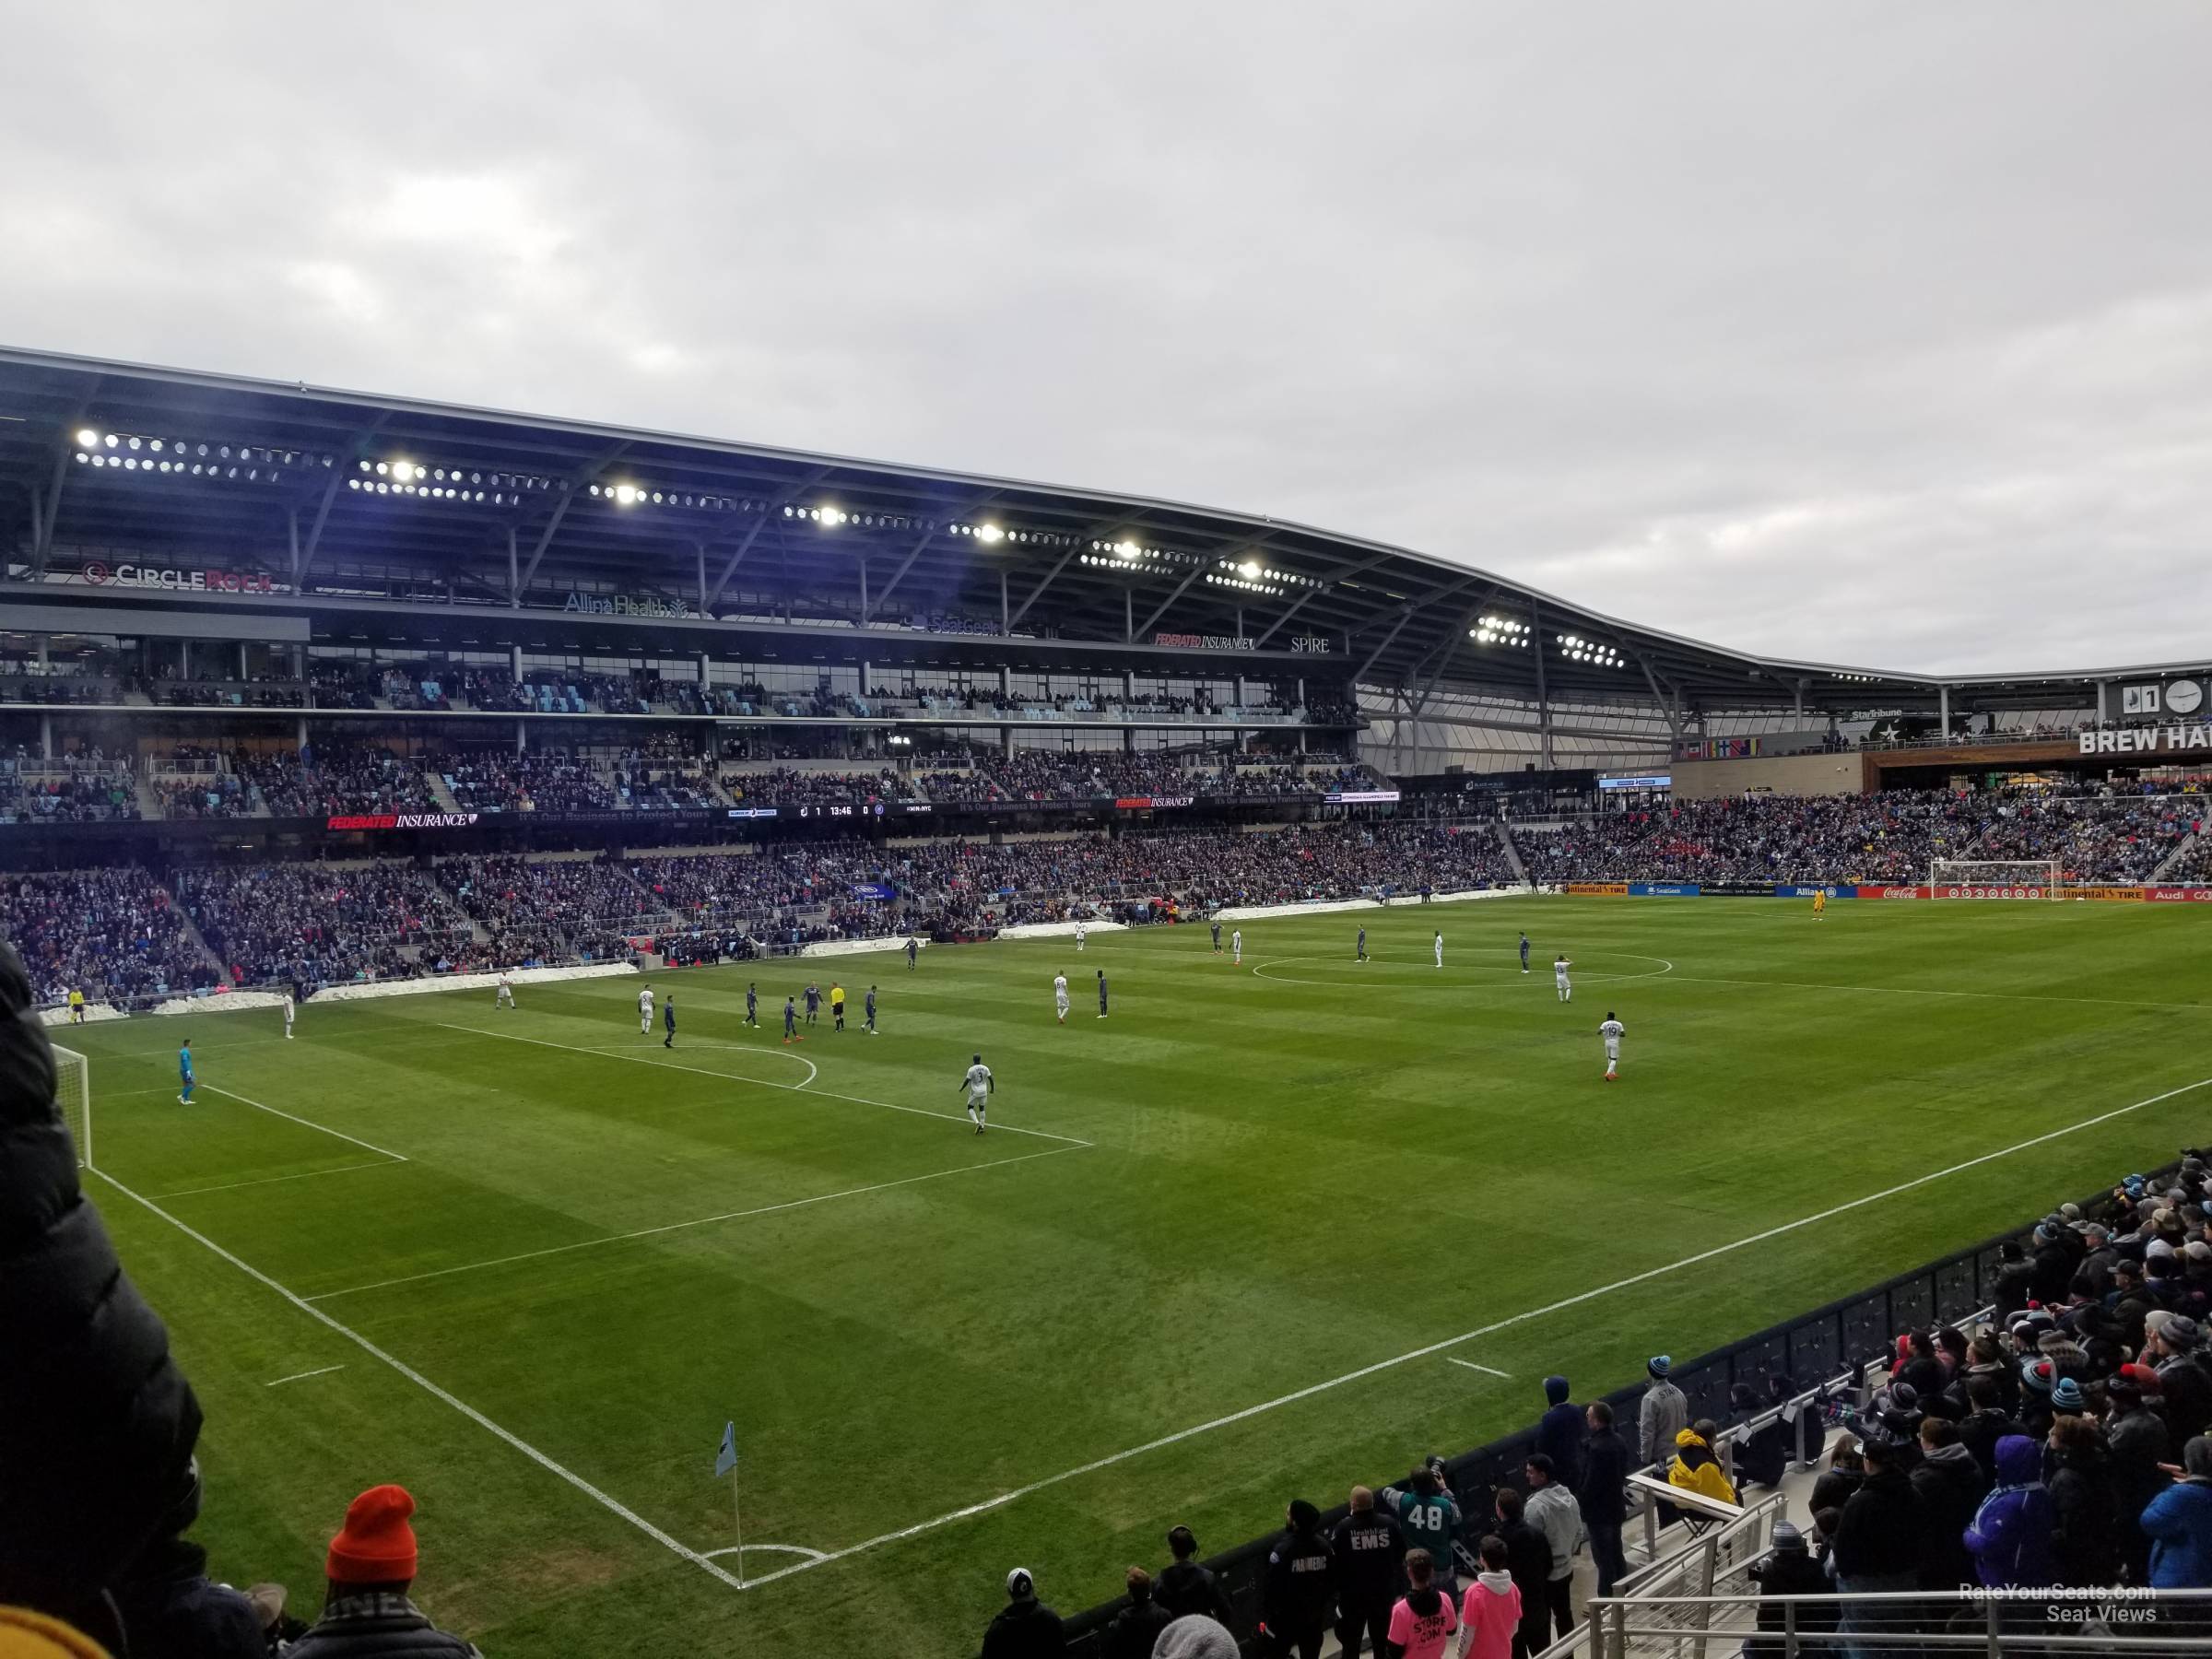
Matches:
[[0, 346, 2180, 716]]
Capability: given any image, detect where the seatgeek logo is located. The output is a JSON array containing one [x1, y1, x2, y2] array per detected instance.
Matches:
[[82, 560, 276, 594]]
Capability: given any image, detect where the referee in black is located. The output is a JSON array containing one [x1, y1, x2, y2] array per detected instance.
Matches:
[[1096, 969, 1109, 1018]]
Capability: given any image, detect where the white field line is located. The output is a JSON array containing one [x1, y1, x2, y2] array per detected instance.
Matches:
[[436, 1021, 1094, 1148], [702, 1543, 830, 1563], [1447, 1359, 1512, 1379], [740, 1072, 2212, 1590], [265, 1364, 347, 1387], [88, 1168, 747, 1594], [565, 1040, 818, 1089], [303, 1144, 1089, 1303], [1636, 973, 2212, 1014], [153, 1159, 401, 1200], [201, 1085, 410, 1163]]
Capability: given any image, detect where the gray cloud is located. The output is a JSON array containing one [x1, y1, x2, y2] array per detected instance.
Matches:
[[5, 1, 2206, 674]]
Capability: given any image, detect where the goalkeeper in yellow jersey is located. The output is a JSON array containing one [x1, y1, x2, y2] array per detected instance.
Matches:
[[1812, 888, 1827, 917]]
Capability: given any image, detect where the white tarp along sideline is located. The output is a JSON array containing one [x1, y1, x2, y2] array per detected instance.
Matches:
[[1211, 886, 1528, 923], [311, 962, 639, 1003]]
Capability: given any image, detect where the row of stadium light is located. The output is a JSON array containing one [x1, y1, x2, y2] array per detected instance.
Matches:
[[950, 521, 1081, 549], [1471, 616, 1531, 648], [73, 429, 331, 484], [1079, 541, 1171, 573], [1207, 557, 1321, 599], [350, 458, 554, 506], [1558, 633, 1625, 667]]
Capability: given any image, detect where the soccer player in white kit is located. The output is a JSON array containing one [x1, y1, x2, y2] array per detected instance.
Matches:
[[1600, 1011, 1625, 1080], [1053, 972, 1070, 1024], [283, 992, 296, 1039], [1554, 955, 1572, 1003], [496, 971, 514, 1009], [1076, 921, 1088, 952], [1433, 931, 1443, 969], [639, 983, 654, 1034], [959, 1053, 994, 1134], [1231, 928, 1242, 965]]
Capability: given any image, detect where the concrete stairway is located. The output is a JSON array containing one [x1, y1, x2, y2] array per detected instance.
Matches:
[[1497, 821, 1532, 885], [2150, 830, 2200, 883]]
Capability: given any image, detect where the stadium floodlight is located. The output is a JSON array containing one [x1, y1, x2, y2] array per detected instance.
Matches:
[[611, 483, 641, 506], [390, 460, 418, 482], [974, 524, 1005, 543], [75, 427, 99, 448], [1239, 559, 1261, 579], [818, 506, 847, 527]]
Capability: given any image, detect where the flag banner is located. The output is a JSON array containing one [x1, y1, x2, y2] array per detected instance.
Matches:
[[715, 1421, 738, 1478]]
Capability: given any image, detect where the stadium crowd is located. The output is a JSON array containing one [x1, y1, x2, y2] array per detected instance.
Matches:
[[1509, 790, 2195, 886], [429, 749, 617, 815], [174, 865, 477, 989], [1, 747, 140, 823], [2, 868, 209, 1004], [435, 856, 644, 967]]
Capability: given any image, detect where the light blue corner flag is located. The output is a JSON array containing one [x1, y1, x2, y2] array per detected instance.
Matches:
[[714, 1421, 738, 1478]]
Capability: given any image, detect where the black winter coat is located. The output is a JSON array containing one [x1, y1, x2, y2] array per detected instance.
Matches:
[[1831, 1467, 1924, 1582], [1577, 1426, 1631, 1525], [2047, 1444, 2121, 1587], [0, 944, 204, 1623], [1154, 1559, 1235, 1627], [1908, 1444, 1984, 1590], [979, 1597, 1066, 1659], [276, 1594, 482, 1659], [1260, 1523, 1335, 1632]]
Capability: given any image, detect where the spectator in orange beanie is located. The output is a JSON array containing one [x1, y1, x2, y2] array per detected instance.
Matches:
[[282, 1485, 480, 1659]]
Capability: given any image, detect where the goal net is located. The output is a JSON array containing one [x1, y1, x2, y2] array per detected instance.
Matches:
[[1929, 859, 2065, 900], [52, 1043, 91, 1169]]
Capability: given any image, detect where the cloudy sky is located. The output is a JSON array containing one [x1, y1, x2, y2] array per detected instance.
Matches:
[[5, 3, 2207, 673]]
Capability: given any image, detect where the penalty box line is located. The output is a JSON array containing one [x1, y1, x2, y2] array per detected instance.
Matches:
[[435, 1021, 1095, 1148], [739, 1071, 2212, 1591], [199, 1084, 411, 1164], [303, 1143, 1088, 1302], [88, 1167, 748, 1594]]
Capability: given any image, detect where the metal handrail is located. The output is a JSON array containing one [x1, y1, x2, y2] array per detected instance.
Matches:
[[1585, 1588, 2212, 1657]]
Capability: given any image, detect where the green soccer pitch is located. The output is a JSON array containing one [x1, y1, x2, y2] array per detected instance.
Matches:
[[53, 896, 2212, 1655]]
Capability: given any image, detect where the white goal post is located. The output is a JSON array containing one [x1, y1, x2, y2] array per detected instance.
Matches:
[[52, 1043, 92, 1169], [1928, 859, 2065, 900]]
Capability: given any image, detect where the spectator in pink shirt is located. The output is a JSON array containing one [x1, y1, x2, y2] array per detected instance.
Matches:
[[1386, 1548, 1457, 1659], [1456, 1535, 1521, 1659]]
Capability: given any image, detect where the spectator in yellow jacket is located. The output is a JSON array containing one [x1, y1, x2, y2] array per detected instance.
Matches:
[[1667, 1424, 1739, 1507]]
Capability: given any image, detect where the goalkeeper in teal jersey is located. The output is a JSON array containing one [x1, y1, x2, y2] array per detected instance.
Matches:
[[177, 1039, 195, 1104]]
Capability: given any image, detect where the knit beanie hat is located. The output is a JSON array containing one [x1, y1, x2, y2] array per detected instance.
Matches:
[[327, 1484, 419, 1584], [1288, 1499, 1321, 1532], [2020, 1359, 2055, 1394], [2050, 1378, 2086, 1413], [1153, 1615, 1240, 1659], [1771, 1521, 1805, 1552], [1648, 1355, 1672, 1378]]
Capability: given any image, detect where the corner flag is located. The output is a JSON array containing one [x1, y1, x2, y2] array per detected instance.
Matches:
[[715, 1421, 738, 1478]]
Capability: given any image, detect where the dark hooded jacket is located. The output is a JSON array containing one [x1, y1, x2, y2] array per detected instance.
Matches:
[[1908, 1441, 1984, 1590], [0, 943, 205, 1630], [1535, 1376, 1585, 1488]]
